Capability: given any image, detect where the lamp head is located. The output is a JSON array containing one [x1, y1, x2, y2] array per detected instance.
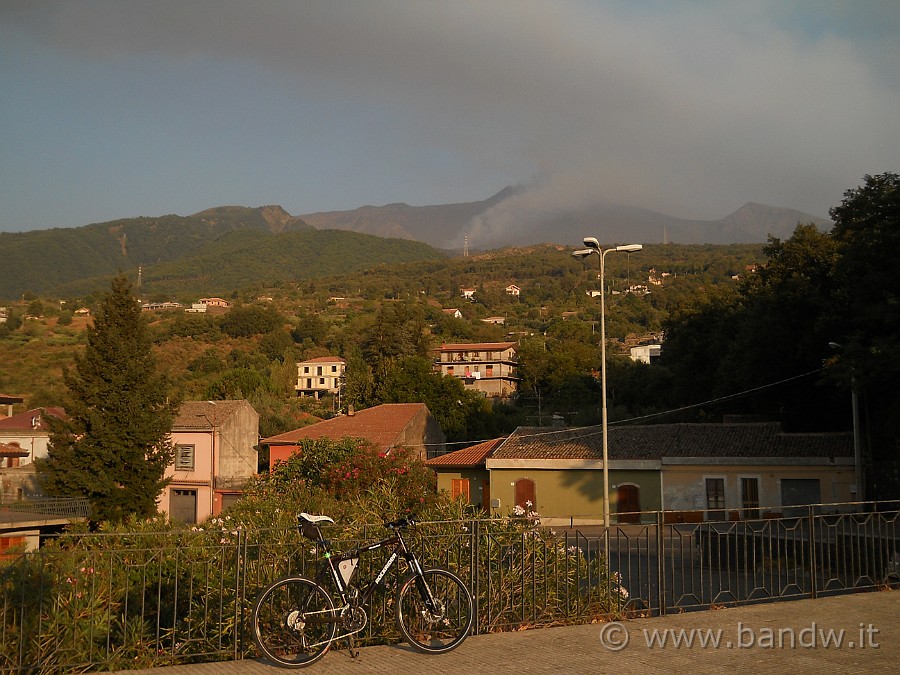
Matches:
[[572, 249, 595, 259], [583, 237, 601, 250], [615, 244, 642, 253]]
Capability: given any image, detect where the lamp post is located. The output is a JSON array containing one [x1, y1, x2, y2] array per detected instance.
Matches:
[[573, 238, 642, 527], [829, 342, 863, 502]]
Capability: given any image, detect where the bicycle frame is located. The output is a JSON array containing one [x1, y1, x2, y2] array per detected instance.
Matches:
[[306, 526, 437, 635]]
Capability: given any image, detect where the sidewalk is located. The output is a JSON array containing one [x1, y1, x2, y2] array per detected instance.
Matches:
[[121, 590, 898, 674]]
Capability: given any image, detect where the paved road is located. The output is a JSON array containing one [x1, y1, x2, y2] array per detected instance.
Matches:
[[119, 591, 898, 674]]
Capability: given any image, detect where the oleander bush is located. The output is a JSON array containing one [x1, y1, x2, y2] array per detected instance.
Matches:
[[0, 440, 623, 672]]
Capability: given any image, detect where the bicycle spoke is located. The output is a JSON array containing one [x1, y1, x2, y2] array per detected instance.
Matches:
[[396, 568, 473, 654], [252, 577, 336, 667]]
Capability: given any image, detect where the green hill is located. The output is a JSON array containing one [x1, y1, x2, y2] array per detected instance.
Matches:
[[0, 207, 444, 299]]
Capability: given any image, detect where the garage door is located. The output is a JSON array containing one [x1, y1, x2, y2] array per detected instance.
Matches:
[[780, 479, 821, 517], [170, 489, 198, 524]]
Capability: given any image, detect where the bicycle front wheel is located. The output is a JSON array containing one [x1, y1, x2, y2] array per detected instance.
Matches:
[[251, 576, 336, 667], [396, 567, 473, 654]]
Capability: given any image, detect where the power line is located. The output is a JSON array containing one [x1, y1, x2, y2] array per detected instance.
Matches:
[[409, 366, 827, 452]]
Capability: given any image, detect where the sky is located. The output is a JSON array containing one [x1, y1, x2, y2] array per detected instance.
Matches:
[[1, 1, 898, 239]]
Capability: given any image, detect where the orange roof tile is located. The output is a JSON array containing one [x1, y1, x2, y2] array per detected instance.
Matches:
[[261, 403, 430, 450], [425, 437, 505, 468]]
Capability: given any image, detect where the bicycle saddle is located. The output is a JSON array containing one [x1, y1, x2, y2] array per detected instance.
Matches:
[[299, 513, 334, 525]]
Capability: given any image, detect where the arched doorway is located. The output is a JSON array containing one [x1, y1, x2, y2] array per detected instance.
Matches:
[[616, 484, 641, 524], [514, 478, 536, 511]]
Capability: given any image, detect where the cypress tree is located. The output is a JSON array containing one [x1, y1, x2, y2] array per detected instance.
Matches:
[[37, 274, 179, 523]]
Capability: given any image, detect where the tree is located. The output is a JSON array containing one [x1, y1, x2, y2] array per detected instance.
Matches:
[[828, 173, 900, 496], [37, 274, 180, 523]]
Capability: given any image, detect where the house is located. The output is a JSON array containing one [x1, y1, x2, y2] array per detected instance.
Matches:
[[159, 400, 259, 524], [0, 407, 65, 466], [185, 303, 207, 313], [460, 288, 476, 300], [433, 342, 520, 399], [484, 421, 855, 525], [0, 407, 65, 501], [481, 316, 506, 325], [0, 393, 24, 419], [442, 308, 463, 319], [199, 297, 230, 308], [261, 403, 446, 467], [295, 356, 346, 399], [425, 437, 505, 510], [629, 344, 661, 364], [505, 284, 521, 297]]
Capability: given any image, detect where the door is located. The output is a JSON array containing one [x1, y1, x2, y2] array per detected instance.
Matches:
[[482, 480, 491, 513], [781, 478, 821, 517], [170, 489, 198, 524], [617, 484, 641, 523], [514, 478, 536, 512]]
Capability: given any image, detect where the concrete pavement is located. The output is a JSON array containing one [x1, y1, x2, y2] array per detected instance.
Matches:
[[119, 590, 898, 674]]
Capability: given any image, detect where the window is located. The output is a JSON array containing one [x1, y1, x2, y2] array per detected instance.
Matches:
[[705, 478, 726, 520], [175, 444, 195, 471], [451, 479, 470, 502], [741, 477, 760, 519], [331, 365, 338, 372], [303, 366, 310, 374]]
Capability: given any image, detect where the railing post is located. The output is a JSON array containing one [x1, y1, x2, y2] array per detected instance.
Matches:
[[236, 528, 248, 658], [807, 505, 818, 599], [657, 510, 666, 616], [471, 519, 480, 635]]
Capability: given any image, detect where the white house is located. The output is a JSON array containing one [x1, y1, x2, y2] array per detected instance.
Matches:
[[295, 356, 346, 399]]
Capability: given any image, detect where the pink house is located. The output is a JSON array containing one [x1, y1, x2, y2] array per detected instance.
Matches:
[[160, 400, 259, 524]]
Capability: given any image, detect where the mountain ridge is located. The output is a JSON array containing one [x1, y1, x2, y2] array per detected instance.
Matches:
[[0, 192, 830, 299]]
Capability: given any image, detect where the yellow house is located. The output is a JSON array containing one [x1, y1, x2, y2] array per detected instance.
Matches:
[[485, 422, 855, 525], [425, 437, 505, 510]]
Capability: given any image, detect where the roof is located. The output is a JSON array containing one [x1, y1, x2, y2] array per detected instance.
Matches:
[[0, 441, 29, 457], [425, 437, 505, 468], [173, 400, 250, 430], [261, 403, 431, 449], [0, 407, 66, 431], [436, 342, 518, 351], [297, 356, 346, 364], [490, 423, 853, 462]]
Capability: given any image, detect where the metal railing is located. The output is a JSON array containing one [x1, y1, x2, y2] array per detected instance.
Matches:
[[0, 497, 91, 520], [0, 501, 896, 672]]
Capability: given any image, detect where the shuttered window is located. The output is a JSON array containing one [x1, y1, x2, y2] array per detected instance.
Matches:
[[451, 479, 470, 502], [175, 444, 195, 471]]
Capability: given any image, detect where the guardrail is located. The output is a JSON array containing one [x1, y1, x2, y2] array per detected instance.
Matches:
[[0, 501, 896, 672], [0, 497, 91, 519]]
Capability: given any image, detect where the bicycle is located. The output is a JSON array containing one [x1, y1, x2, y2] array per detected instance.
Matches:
[[251, 513, 474, 667]]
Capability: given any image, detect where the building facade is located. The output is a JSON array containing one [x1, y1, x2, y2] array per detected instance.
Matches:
[[433, 342, 519, 399], [295, 356, 346, 399], [159, 400, 259, 524]]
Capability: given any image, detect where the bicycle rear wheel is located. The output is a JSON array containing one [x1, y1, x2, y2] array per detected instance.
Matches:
[[251, 576, 336, 667], [396, 567, 473, 654]]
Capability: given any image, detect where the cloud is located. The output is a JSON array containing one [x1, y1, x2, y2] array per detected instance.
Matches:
[[2, 1, 898, 234]]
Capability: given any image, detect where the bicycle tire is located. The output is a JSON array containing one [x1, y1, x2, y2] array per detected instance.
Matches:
[[395, 567, 473, 654], [251, 576, 337, 667]]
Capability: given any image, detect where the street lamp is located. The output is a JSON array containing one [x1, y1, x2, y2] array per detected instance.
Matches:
[[829, 342, 863, 502], [573, 238, 642, 527]]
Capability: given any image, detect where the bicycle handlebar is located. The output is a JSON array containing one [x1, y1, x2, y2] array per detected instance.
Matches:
[[384, 516, 415, 530]]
